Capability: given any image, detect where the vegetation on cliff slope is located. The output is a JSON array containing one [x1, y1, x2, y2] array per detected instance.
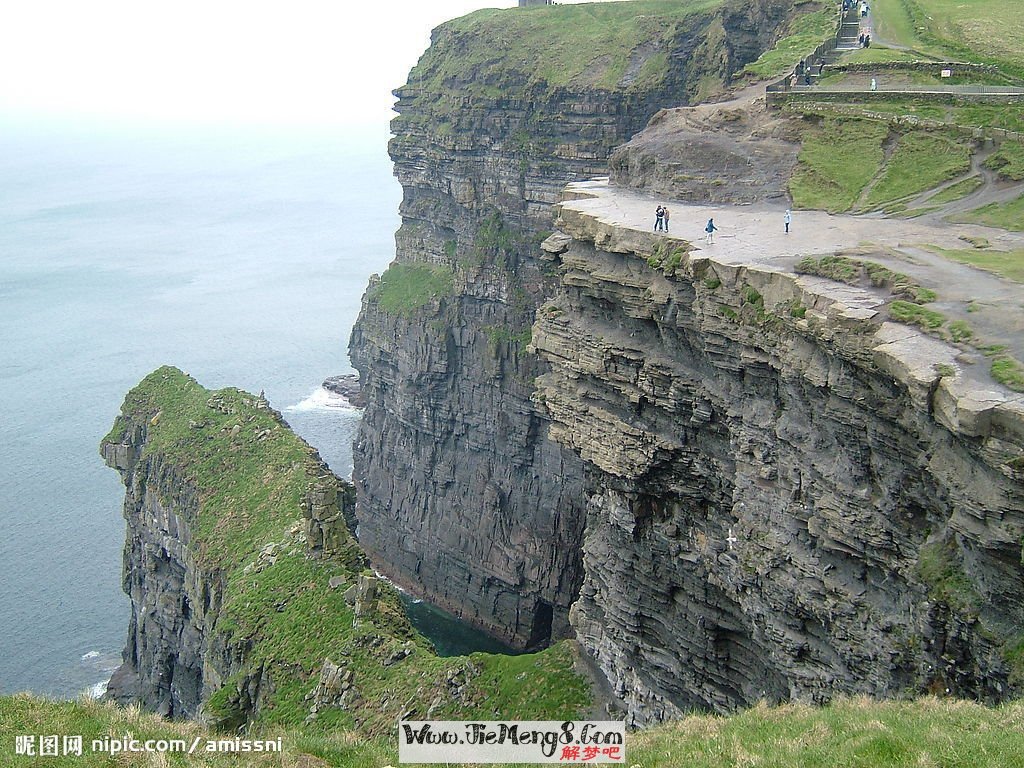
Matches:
[[742, 4, 835, 79], [369, 263, 455, 316], [4, 693, 1024, 767], [410, 0, 727, 95], [789, 118, 973, 213], [103, 368, 591, 733]]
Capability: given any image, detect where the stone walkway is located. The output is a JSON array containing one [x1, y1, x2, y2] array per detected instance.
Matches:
[[558, 178, 1024, 373]]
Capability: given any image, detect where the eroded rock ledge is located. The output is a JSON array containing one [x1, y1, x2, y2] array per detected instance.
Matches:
[[532, 182, 1024, 724]]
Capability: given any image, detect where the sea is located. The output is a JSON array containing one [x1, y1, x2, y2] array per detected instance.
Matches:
[[0, 117, 406, 699]]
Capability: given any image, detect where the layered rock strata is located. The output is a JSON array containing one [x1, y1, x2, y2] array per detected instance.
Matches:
[[531, 185, 1024, 723], [350, 0, 798, 649], [101, 369, 355, 719]]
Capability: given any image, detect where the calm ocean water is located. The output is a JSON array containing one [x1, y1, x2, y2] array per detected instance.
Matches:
[[0, 119, 400, 698]]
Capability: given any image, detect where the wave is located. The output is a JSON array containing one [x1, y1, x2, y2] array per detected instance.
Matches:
[[283, 386, 361, 414], [80, 650, 100, 661], [85, 679, 109, 699]]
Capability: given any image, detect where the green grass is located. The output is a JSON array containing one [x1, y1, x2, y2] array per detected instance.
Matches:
[[871, 0, 923, 53], [410, 0, 726, 95], [922, 245, 1024, 283], [790, 100, 1024, 135], [862, 131, 972, 210], [790, 118, 889, 211], [869, 0, 1024, 73], [955, 193, 1024, 232], [482, 324, 533, 351], [8, 694, 1024, 767], [889, 300, 946, 329], [648, 243, 689, 275], [954, 104, 1024, 135], [985, 142, 1024, 181], [102, 368, 593, 735], [796, 255, 938, 303], [797, 254, 860, 283], [917, 538, 981, 615], [992, 355, 1024, 391], [370, 263, 455, 316], [949, 320, 974, 343], [928, 174, 983, 204], [742, 5, 835, 79], [841, 46, 932, 64]]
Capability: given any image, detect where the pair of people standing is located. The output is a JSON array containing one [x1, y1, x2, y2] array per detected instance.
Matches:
[[654, 205, 671, 232]]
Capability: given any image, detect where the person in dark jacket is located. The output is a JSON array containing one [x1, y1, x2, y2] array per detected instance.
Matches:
[[654, 205, 665, 231], [705, 217, 718, 244]]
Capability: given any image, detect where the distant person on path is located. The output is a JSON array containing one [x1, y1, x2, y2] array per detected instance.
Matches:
[[871, 77, 877, 91], [654, 205, 665, 231], [859, 32, 865, 46], [804, 72, 812, 86], [864, 34, 871, 47], [705, 218, 718, 244], [663, 207, 671, 232], [819, 62, 825, 75], [784, 209, 792, 233]]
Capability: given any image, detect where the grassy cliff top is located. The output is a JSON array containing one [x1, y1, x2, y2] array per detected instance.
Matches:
[[102, 366, 350, 571], [101, 367, 592, 730], [872, 0, 1024, 75], [408, 0, 726, 94], [4, 693, 1023, 767]]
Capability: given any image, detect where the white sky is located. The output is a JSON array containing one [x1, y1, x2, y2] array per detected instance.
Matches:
[[0, 0, 612, 131]]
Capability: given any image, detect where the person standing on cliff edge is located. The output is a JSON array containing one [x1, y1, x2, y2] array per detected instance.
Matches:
[[784, 209, 792, 233], [663, 207, 671, 232], [654, 205, 665, 231], [705, 217, 717, 244]]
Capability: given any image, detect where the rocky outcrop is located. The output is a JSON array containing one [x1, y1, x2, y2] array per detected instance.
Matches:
[[350, 0, 799, 649], [101, 368, 357, 720], [531, 192, 1024, 724], [608, 87, 803, 203], [323, 374, 366, 408], [102, 368, 595, 730]]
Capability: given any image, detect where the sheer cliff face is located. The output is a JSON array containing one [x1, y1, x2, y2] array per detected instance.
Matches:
[[349, 0, 794, 649], [532, 202, 1024, 724], [102, 439, 213, 717]]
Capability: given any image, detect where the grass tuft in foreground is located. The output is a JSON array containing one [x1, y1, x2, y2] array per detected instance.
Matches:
[[5, 693, 1024, 767]]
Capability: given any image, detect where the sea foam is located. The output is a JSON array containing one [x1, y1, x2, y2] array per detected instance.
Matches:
[[284, 386, 360, 414]]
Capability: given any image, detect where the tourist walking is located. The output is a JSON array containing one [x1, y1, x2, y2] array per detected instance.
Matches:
[[870, 77, 877, 91], [704, 217, 718, 244], [663, 207, 671, 232], [784, 209, 792, 234], [654, 205, 665, 231]]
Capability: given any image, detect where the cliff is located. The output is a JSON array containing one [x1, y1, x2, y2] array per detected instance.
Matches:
[[349, 0, 803, 649], [101, 367, 592, 730], [532, 181, 1024, 723]]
